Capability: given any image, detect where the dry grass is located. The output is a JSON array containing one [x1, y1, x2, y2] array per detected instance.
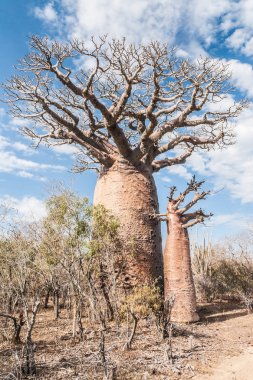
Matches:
[[1, 301, 253, 379]]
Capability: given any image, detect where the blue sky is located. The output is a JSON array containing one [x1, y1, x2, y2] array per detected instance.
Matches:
[[1, 0, 253, 243]]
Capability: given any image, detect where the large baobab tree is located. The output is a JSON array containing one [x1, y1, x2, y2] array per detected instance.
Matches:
[[3, 36, 246, 285], [159, 177, 212, 322]]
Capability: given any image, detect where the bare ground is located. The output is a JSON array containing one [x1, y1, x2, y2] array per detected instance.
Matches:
[[0, 302, 252, 379], [194, 346, 253, 380]]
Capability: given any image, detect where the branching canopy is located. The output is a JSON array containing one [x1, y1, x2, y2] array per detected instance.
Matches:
[[2, 36, 247, 172], [155, 176, 212, 227], [168, 176, 212, 228]]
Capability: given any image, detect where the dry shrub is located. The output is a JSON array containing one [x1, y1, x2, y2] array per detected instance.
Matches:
[[192, 238, 253, 310], [119, 284, 162, 350]]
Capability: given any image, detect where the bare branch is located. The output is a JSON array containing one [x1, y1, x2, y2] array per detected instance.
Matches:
[[182, 217, 204, 229], [182, 210, 213, 228], [152, 147, 194, 172], [177, 190, 210, 214], [169, 186, 177, 201], [164, 176, 213, 228], [173, 175, 205, 209], [2, 36, 247, 170], [156, 132, 223, 156]]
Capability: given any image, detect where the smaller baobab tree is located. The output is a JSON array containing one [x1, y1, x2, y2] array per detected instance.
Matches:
[[157, 176, 212, 323]]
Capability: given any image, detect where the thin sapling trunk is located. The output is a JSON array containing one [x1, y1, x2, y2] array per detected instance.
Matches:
[[124, 311, 138, 350], [22, 300, 40, 376]]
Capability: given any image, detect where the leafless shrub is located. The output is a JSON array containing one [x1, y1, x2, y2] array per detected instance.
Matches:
[[192, 237, 253, 308], [156, 295, 175, 340]]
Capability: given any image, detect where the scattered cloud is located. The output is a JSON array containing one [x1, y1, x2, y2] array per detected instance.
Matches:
[[0, 195, 47, 222], [17, 171, 34, 179], [166, 165, 192, 181], [160, 176, 171, 184], [0, 134, 65, 178], [159, 102, 253, 205], [52, 144, 79, 155], [228, 60, 253, 98], [0, 135, 37, 156], [0, 108, 5, 119], [210, 212, 253, 230], [189, 211, 253, 243], [32, 0, 253, 62], [33, 0, 230, 47], [186, 106, 253, 203], [0, 113, 34, 132], [226, 29, 248, 51], [0, 149, 64, 174], [223, 0, 253, 57], [34, 2, 58, 23]]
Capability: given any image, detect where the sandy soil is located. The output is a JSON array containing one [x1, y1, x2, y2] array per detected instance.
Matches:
[[195, 347, 253, 380], [191, 304, 253, 380], [0, 302, 253, 379]]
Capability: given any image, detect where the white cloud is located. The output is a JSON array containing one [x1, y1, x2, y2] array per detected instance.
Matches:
[[34, 0, 230, 48], [0, 108, 5, 119], [0, 135, 36, 156], [12, 141, 36, 155], [158, 103, 253, 205], [11, 118, 30, 128], [241, 36, 253, 58], [186, 105, 253, 203], [189, 211, 253, 243], [0, 134, 65, 178], [0, 195, 47, 222], [165, 164, 192, 181], [0, 150, 64, 174], [210, 212, 252, 230], [212, 214, 237, 226], [226, 29, 248, 50], [0, 115, 34, 134], [34, 3, 58, 23], [32, 0, 253, 61], [160, 176, 172, 184], [222, 1, 253, 56], [17, 171, 34, 178], [52, 144, 79, 155], [228, 60, 253, 98], [0, 135, 8, 149]]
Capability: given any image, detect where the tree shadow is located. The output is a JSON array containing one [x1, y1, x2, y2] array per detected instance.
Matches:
[[197, 302, 249, 323], [201, 310, 249, 323], [173, 325, 208, 338]]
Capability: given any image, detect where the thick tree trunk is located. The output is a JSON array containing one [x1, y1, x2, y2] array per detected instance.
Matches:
[[94, 159, 163, 287], [164, 208, 199, 323]]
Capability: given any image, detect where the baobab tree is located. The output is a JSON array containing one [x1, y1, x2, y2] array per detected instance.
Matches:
[[3, 36, 246, 285], [158, 177, 212, 322]]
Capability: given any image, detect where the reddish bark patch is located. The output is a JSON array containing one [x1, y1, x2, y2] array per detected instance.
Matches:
[[164, 201, 199, 323]]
